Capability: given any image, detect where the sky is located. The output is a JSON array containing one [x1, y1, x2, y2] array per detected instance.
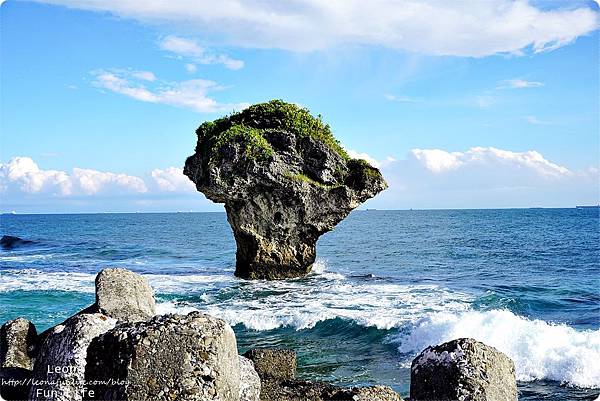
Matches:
[[0, 0, 599, 213]]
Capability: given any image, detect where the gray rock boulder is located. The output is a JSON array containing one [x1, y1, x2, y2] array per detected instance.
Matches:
[[91, 267, 156, 323], [0, 318, 38, 400], [0, 235, 33, 249], [239, 356, 260, 401], [29, 313, 116, 401], [244, 347, 402, 401], [410, 338, 517, 401], [1, 317, 37, 370], [259, 379, 403, 401], [243, 348, 296, 380], [184, 100, 387, 279], [85, 312, 240, 401]]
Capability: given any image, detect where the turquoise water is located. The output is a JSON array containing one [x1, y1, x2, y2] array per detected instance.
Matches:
[[1, 209, 599, 400]]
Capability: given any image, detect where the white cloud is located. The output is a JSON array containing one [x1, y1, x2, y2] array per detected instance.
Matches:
[[159, 36, 244, 70], [363, 146, 599, 209], [384, 94, 420, 103], [73, 168, 148, 195], [525, 115, 550, 125], [0, 157, 148, 197], [475, 94, 495, 108], [411, 149, 463, 173], [185, 63, 198, 73], [0, 157, 72, 195], [498, 78, 545, 89], [0, 157, 203, 198], [131, 70, 156, 81], [34, 0, 598, 57], [409, 147, 571, 178], [345, 149, 382, 168], [151, 167, 196, 192], [91, 69, 248, 113]]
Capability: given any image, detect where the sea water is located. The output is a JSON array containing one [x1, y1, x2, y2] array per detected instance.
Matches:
[[1, 209, 598, 400]]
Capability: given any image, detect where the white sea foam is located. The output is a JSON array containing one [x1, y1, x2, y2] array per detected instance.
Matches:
[[0, 254, 55, 262], [0, 269, 233, 294], [3, 266, 598, 388], [155, 279, 472, 331], [392, 309, 600, 388]]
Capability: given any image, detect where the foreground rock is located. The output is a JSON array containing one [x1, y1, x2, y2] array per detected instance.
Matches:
[[184, 100, 387, 279], [82, 267, 156, 323], [239, 356, 261, 401], [243, 348, 296, 380], [244, 348, 402, 401], [410, 338, 517, 401], [30, 314, 117, 401], [86, 312, 243, 401], [0, 318, 38, 400]]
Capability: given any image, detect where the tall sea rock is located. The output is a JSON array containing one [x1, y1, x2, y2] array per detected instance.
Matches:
[[184, 100, 387, 279]]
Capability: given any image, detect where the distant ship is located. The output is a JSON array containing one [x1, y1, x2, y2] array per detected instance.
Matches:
[[576, 205, 600, 209]]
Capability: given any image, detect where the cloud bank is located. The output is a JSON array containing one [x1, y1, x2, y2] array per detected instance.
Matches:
[[35, 0, 598, 57], [371, 147, 598, 209]]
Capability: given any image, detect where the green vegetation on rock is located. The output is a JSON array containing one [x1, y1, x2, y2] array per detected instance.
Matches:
[[196, 100, 349, 162], [212, 124, 274, 162], [284, 171, 339, 189], [348, 158, 382, 178]]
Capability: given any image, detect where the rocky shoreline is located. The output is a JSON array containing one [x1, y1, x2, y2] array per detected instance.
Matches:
[[1, 268, 518, 401]]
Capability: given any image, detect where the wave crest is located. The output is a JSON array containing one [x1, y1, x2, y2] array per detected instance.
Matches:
[[392, 309, 600, 388]]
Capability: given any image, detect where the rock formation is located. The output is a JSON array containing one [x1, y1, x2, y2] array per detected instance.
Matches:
[[242, 348, 296, 380], [238, 356, 261, 401], [0, 318, 38, 400], [30, 314, 117, 401], [410, 338, 517, 401], [88, 267, 156, 323], [0, 235, 33, 249], [184, 100, 387, 279], [85, 312, 242, 401], [243, 348, 403, 401]]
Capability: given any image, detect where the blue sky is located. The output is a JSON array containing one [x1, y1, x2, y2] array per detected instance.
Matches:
[[1, 0, 599, 213]]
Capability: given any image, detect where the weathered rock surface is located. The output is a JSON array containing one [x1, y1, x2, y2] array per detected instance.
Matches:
[[244, 347, 402, 401], [239, 356, 261, 401], [184, 100, 387, 279], [30, 313, 116, 401], [89, 267, 156, 323], [259, 379, 403, 401], [410, 338, 517, 401], [0, 235, 33, 249], [0, 318, 38, 400], [85, 312, 241, 401], [1, 318, 37, 371], [243, 348, 296, 381]]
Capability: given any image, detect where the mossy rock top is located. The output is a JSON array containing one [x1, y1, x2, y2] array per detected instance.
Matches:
[[195, 99, 349, 162]]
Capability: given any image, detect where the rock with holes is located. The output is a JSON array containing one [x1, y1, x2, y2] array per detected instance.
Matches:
[[243, 348, 296, 381], [91, 267, 156, 323], [244, 347, 402, 401], [410, 338, 517, 401], [29, 313, 116, 401], [85, 312, 240, 401], [0, 318, 38, 400], [239, 356, 260, 401], [184, 100, 387, 279]]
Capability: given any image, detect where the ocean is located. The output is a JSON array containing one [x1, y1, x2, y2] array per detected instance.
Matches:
[[1, 209, 599, 400]]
